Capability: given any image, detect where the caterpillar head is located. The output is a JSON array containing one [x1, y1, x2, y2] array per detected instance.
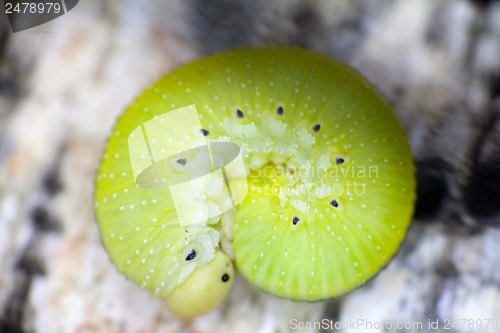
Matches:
[[164, 251, 234, 318]]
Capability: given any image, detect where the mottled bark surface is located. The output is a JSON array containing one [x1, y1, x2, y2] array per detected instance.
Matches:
[[0, 0, 499, 332]]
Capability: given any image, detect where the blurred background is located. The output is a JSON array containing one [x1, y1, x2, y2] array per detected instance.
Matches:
[[0, 0, 499, 332]]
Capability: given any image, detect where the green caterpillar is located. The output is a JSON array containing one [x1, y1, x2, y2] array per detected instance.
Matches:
[[94, 46, 416, 318]]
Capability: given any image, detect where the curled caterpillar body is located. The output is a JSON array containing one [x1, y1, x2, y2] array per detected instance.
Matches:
[[94, 46, 416, 316]]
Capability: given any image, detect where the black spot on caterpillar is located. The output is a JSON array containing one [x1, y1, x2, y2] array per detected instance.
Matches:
[[185, 249, 197, 261], [176, 158, 187, 166]]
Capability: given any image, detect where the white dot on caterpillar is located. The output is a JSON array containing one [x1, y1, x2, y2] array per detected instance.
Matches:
[[110, 232, 115, 238], [143, 239, 148, 244], [129, 205, 134, 209], [119, 206, 124, 211], [135, 250, 140, 255], [126, 260, 131, 264], [259, 252, 264, 257]]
